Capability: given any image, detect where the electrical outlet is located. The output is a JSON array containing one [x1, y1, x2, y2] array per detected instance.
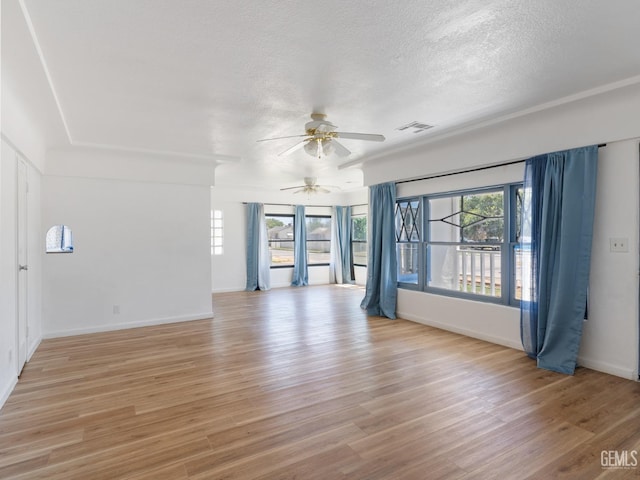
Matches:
[[113, 305, 120, 314], [610, 237, 629, 253]]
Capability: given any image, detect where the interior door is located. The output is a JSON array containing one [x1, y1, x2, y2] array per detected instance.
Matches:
[[17, 158, 28, 375]]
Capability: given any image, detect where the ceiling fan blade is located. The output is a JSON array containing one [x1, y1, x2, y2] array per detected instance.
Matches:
[[257, 134, 309, 142], [335, 132, 385, 142], [278, 140, 308, 157], [332, 140, 351, 157], [316, 187, 331, 194], [280, 185, 306, 191]]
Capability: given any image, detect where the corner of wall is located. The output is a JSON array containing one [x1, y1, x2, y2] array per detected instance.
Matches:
[[27, 336, 42, 362], [576, 356, 637, 381], [0, 376, 19, 412]]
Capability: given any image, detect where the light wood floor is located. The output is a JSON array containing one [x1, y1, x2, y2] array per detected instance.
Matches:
[[1, 285, 640, 479]]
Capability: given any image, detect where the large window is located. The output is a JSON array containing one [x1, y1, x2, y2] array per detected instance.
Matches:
[[266, 215, 294, 267], [306, 216, 331, 265], [397, 184, 522, 306], [351, 214, 367, 267]]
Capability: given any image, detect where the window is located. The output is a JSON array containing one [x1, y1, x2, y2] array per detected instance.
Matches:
[[306, 215, 331, 265], [395, 199, 421, 284], [211, 210, 223, 255], [397, 184, 522, 306], [45, 225, 74, 253], [351, 214, 367, 267], [266, 215, 294, 267]]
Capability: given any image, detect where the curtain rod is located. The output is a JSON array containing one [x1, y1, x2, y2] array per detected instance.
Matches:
[[269, 203, 330, 207], [242, 202, 367, 208], [242, 202, 306, 207], [395, 144, 607, 185]]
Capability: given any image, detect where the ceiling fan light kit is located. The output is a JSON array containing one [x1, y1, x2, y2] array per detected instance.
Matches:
[[258, 113, 385, 159], [304, 138, 335, 159]]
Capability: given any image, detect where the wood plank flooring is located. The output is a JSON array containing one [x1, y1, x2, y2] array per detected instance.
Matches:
[[1, 285, 640, 479]]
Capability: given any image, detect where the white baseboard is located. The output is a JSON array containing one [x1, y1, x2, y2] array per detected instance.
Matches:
[[43, 311, 214, 339], [213, 283, 299, 293], [398, 310, 524, 351], [0, 376, 18, 412], [577, 356, 637, 380], [27, 336, 42, 361], [212, 286, 245, 293], [399, 311, 637, 381]]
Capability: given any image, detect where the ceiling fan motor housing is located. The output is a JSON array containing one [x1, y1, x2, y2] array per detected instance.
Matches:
[[305, 113, 336, 134]]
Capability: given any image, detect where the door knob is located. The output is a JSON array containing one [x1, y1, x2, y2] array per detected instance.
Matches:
[[19, 265, 28, 271]]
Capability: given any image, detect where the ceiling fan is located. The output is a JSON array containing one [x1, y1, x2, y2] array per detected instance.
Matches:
[[280, 177, 338, 195], [258, 113, 385, 158]]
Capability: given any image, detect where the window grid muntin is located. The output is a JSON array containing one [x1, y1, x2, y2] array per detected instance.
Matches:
[[396, 198, 422, 287], [428, 188, 505, 244], [395, 199, 421, 242]]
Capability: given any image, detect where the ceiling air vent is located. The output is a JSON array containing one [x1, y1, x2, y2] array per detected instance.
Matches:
[[396, 121, 434, 133]]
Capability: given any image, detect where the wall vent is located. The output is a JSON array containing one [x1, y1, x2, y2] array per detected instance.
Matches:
[[396, 121, 434, 133]]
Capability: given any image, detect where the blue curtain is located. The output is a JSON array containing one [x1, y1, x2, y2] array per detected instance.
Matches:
[[361, 182, 397, 319], [291, 205, 308, 286], [520, 145, 598, 374], [245, 203, 270, 291], [330, 206, 354, 284]]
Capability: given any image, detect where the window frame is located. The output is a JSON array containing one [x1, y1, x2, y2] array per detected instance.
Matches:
[[397, 183, 523, 307], [395, 198, 423, 290], [351, 213, 368, 267], [265, 213, 295, 269], [305, 214, 331, 267]]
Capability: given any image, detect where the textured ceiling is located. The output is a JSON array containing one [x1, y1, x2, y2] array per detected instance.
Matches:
[[13, 0, 640, 189]]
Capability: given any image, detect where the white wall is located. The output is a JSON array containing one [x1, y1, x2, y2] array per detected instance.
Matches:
[[42, 176, 213, 337], [367, 84, 640, 380], [581, 140, 639, 378], [46, 147, 216, 186], [210, 195, 246, 293]]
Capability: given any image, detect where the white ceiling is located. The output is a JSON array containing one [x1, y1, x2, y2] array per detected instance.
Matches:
[[9, 0, 640, 190]]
